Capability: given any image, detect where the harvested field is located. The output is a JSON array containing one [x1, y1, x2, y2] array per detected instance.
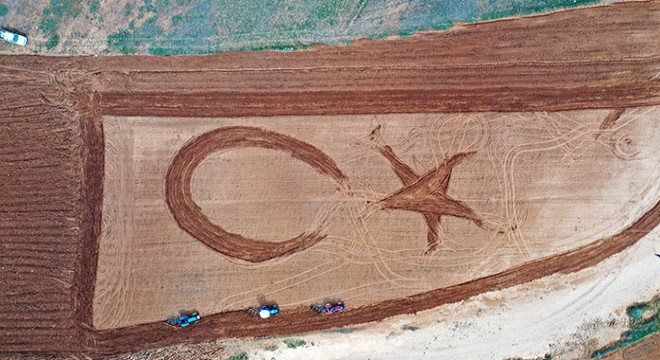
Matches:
[[96, 109, 659, 330], [0, 1, 659, 357]]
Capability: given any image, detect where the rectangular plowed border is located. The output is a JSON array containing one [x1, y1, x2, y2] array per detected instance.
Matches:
[[1, 1, 659, 356]]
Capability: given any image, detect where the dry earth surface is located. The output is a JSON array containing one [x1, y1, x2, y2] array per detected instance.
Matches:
[[99, 224, 660, 360], [0, 1, 659, 358], [96, 109, 659, 330]]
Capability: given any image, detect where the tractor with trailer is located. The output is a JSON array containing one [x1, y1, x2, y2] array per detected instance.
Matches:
[[165, 311, 201, 328], [248, 304, 280, 319]]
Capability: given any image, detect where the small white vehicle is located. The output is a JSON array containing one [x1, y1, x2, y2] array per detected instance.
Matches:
[[0, 29, 27, 46]]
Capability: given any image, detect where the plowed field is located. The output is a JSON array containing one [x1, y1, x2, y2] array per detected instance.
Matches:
[[1, 1, 659, 357]]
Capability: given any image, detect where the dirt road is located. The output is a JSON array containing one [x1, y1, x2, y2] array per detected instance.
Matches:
[[0, 1, 659, 356]]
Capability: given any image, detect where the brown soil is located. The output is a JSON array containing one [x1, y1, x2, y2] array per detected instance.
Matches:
[[90, 199, 660, 355], [603, 332, 660, 360], [0, 0, 659, 357]]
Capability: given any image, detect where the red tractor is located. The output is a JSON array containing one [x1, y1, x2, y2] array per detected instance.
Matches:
[[310, 301, 345, 314]]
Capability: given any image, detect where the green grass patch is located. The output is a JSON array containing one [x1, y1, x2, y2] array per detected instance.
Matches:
[[0, 4, 8, 17], [19, 0, 610, 55], [263, 344, 278, 351], [171, 14, 184, 27], [283, 338, 307, 349], [45, 35, 60, 50], [311, 1, 341, 26], [124, 3, 134, 17], [39, 0, 83, 48], [88, 0, 100, 14], [97, 0, 607, 56], [478, 0, 600, 22], [108, 15, 164, 54], [39, 17, 58, 36], [107, 29, 137, 54], [139, 0, 157, 13], [226, 352, 248, 360]]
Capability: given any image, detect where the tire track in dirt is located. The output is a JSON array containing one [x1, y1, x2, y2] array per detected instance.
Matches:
[[87, 199, 660, 355], [94, 119, 137, 329], [165, 126, 348, 262]]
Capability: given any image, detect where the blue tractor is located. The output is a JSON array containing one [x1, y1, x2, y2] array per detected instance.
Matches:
[[248, 304, 280, 319], [165, 311, 201, 328]]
